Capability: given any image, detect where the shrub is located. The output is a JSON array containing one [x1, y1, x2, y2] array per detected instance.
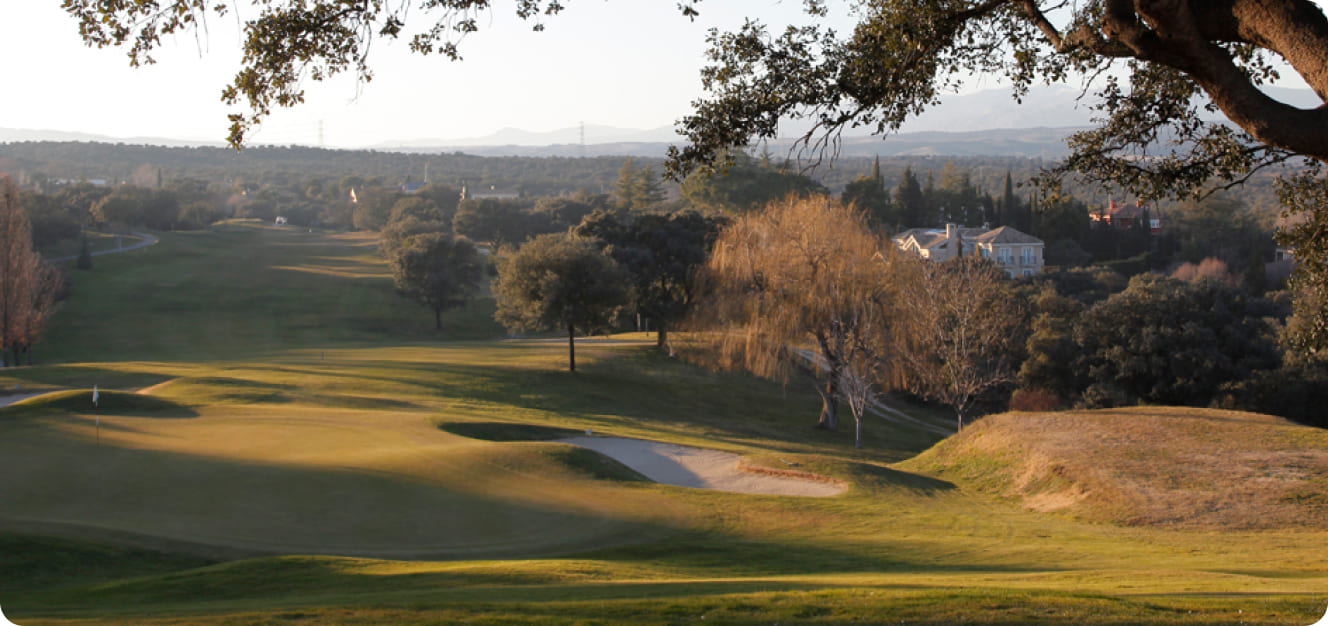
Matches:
[[1009, 388, 1064, 412]]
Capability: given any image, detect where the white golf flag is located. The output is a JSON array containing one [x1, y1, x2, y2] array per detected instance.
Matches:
[[92, 385, 99, 407]]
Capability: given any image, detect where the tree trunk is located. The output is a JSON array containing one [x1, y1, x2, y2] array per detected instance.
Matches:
[[854, 411, 863, 449], [568, 323, 576, 372], [815, 381, 839, 430], [656, 323, 668, 351], [433, 307, 442, 331]]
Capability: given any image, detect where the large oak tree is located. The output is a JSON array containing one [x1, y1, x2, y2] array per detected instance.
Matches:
[[493, 233, 632, 372]]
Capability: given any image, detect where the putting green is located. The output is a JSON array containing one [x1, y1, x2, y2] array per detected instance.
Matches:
[[0, 401, 678, 559]]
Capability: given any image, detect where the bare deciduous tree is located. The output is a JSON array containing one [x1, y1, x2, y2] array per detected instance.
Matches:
[[0, 176, 60, 367], [899, 256, 1030, 431]]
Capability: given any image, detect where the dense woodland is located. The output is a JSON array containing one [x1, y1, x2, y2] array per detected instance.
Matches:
[[0, 140, 1290, 214]]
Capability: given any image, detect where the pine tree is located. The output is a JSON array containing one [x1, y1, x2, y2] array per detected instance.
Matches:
[[999, 170, 1019, 229], [613, 158, 641, 211], [895, 166, 927, 228]]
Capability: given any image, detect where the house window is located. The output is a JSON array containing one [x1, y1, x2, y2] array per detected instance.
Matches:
[[980, 247, 990, 258], [1021, 248, 1036, 265], [1022, 269, 1034, 277], [998, 248, 1013, 264]]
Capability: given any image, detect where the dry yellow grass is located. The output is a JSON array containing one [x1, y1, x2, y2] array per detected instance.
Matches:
[[904, 406, 1328, 531]]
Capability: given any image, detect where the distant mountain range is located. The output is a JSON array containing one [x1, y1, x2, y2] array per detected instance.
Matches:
[[3, 85, 1319, 158]]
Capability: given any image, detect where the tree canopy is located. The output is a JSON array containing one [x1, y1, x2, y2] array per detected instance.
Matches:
[[687, 195, 905, 431], [493, 233, 632, 371], [387, 232, 484, 331]]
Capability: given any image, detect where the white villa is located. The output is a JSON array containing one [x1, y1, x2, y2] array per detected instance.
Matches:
[[893, 223, 1045, 277]]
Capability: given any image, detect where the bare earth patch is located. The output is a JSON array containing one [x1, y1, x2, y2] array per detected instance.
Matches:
[[557, 436, 845, 498]]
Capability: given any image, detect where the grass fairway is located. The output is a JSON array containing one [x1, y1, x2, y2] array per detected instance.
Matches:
[[2, 224, 1327, 624]]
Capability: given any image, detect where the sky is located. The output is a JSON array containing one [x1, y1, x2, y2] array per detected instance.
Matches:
[[6, 2, 843, 148], [4, 3, 1318, 149]]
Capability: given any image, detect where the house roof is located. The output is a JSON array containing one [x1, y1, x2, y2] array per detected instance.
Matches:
[[893, 226, 1031, 250], [1099, 200, 1151, 220], [972, 225, 1043, 245]]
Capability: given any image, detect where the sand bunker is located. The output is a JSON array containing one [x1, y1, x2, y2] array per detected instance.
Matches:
[[558, 436, 844, 498]]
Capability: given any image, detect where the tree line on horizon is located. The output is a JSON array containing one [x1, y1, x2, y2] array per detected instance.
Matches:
[[0, 144, 1317, 436]]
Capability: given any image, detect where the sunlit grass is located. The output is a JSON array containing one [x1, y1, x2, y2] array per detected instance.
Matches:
[[3, 224, 1328, 625]]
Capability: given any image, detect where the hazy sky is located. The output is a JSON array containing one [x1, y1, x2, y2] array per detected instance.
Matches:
[[5, 3, 1317, 149], [7, 2, 847, 148]]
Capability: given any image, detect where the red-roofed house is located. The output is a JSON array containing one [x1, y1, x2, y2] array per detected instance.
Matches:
[[1091, 199, 1163, 234]]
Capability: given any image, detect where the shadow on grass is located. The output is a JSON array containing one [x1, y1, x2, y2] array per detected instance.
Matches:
[[834, 461, 957, 495], [0, 365, 176, 393], [1, 390, 198, 419], [8, 532, 1064, 620], [439, 421, 583, 441], [270, 347, 948, 459]]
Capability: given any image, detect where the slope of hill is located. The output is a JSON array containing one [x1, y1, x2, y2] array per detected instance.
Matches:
[[904, 407, 1328, 531]]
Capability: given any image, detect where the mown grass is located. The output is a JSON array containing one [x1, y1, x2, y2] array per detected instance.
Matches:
[[3, 224, 1327, 625], [40, 231, 149, 260], [35, 222, 505, 363]]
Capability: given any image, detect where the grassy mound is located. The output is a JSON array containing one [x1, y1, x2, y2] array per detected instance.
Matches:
[[0, 389, 196, 418], [903, 406, 1328, 530], [535, 445, 651, 483]]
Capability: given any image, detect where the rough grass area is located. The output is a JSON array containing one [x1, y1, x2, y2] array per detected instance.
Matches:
[[904, 406, 1328, 530]]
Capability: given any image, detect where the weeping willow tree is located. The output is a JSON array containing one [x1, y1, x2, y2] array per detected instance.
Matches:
[[685, 195, 912, 434]]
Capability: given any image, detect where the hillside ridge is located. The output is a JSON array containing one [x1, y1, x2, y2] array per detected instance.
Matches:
[[903, 406, 1328, 531]]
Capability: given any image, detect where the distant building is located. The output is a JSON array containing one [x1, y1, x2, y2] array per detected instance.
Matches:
[[893, 223, 1045, 277], [399, 182, 426, 194], [460, 183, 519, 201], [1091, 199, 1163, 234]]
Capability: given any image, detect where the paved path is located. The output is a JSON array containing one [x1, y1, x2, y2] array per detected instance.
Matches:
[[48, 231, 159, 262]]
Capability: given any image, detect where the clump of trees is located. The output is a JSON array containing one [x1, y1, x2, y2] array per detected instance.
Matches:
[[573, 209, 726, 353], [687, 195, 1027, 442], [1017, 270, 1285, 411], [493, 233, 632, 372], [387, 232, 484, 331], [681, 152, 825, 215]]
